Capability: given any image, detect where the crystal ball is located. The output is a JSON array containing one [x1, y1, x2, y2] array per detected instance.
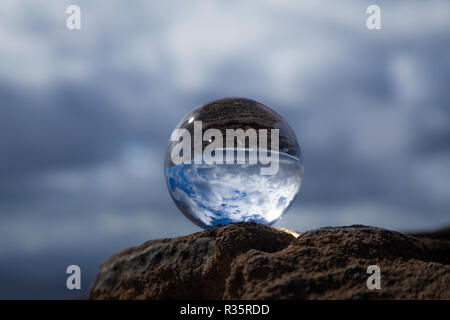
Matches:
[[164, 97, 303, 229]]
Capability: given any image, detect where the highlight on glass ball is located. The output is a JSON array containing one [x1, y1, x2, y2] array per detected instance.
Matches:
[[164, 97, 303, 229]]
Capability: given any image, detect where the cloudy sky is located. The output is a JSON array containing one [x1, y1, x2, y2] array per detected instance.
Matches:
[[0, 0, 449, 299]]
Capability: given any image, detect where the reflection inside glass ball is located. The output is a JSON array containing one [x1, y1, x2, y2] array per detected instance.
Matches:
[[164, 97, 303, 229]]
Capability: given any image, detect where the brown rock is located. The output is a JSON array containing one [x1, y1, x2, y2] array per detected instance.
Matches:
[[89, 222, 293, 299], [89, 223, 450, 300]]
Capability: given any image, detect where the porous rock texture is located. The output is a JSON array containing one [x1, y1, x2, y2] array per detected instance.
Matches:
[[89, 223, 450, 300]]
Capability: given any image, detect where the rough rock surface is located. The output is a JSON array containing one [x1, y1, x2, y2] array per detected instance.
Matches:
[[89, 223, 450, 299]]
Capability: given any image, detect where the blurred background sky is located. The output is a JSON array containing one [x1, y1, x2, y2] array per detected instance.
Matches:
[[0, 0, 449, 299]]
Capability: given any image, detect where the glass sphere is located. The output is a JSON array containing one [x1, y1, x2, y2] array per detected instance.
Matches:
[[164, 97, 303, 229]]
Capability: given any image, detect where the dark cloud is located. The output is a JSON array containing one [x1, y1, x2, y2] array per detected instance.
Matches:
[[0, 83, 126, 177], [0, 0, 449, 298]]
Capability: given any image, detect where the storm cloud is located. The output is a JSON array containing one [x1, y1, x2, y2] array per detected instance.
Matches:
[[0, 0, 449, 298]]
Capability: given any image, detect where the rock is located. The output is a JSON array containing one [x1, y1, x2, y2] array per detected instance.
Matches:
[[89, 222, 292, 299], [225, 225, 450, 299], [89, 223, 450, 300]]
